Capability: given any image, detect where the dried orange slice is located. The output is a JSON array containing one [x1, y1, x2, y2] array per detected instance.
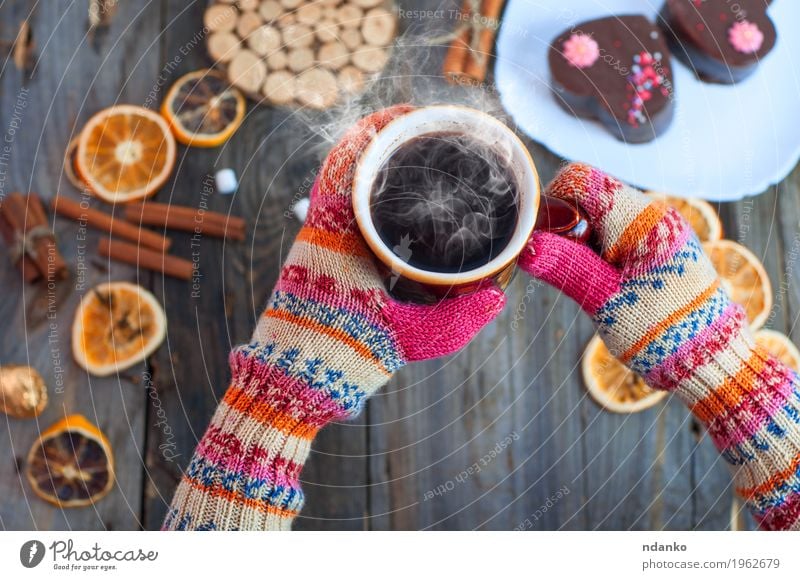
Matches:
[[75, 105, 176, 203], [754, 329, 800, 372], [161, 70, 246, 148], [72, 282, 166, 377], [647, 192, 723, 242], [704, 240, 773, 331], [581, 335, 667, 413], [26, 414, 114, 507]]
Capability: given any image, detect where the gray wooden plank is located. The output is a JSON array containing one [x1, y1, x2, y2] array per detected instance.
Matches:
[[0, 0, 162, 530], [140, 0, 370, 529]]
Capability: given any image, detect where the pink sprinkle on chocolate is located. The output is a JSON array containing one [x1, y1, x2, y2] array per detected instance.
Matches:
[[729, 20, 764, 54], [563, 33, 600, 69]]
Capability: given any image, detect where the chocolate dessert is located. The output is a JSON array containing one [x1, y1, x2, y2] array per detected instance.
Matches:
[[549, 15, 675, 144], [659, 0, 777, 84]]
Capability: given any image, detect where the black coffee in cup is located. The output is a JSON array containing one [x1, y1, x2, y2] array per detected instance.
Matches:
[[369, 132, 520, 274]]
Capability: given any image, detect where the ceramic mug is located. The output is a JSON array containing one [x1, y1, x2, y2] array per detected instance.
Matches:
[[353, 105, 588, 302]]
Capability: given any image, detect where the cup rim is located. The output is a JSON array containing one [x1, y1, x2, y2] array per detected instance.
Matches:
[[353, 105, 540, 286]]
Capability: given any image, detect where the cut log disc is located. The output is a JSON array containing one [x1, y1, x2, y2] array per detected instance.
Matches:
[[297, 3, 323, 25], [282, 23, 314, 48], [280, 0, 304, 9], [353, 0, 383, 7], [239, 0, 259, 10], [263, 70, 297, 105], [287, 48, 315, 72], [236, 11, 264, 39], [351, 45, 388, 73], [259, 0, 283, 21], [361, 8, 396, 46], [267, 50, 288, 70], [317, 41, 350, 70], [340, 27, 363, 50], [296, 68, 339, 109], [336, 4, 364, 28], [276, 12, 296, 28], [228, 49, 267, 94], [248, 24, 281, 56], [207, 31, 241, 63], [204, 4, 238, 33], [315, 20, 340, 43], [338, 65, 365, 94]]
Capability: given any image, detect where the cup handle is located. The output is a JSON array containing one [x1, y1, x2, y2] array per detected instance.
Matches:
[[535, 195, 592, 244]]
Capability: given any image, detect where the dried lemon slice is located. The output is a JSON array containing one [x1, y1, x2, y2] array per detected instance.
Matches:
[[704, 240, 772, 331], [26, 415, 114, 508], [161, 70, 245, 148], [581, 335, 667, 413], [75, 105, 176, 203], [647, 192, 723, 242], [72, 282, 166, 377], [754, 329, 800, 372]]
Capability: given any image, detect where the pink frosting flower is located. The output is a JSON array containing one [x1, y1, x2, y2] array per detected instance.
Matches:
[[728, 20, 764, 54], [563, 33, 600, 69]]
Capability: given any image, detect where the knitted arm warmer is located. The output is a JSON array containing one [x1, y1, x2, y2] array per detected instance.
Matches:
[[521, 163, 800, 530], [163, 107, 506, 530]]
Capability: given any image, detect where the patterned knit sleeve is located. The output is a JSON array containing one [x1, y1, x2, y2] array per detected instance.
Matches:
[[162, 343, 342, 531]]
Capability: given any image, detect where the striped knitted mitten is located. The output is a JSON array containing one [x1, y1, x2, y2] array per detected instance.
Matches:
[[520, 163, 800, 530], [163, 106, 506, 531]]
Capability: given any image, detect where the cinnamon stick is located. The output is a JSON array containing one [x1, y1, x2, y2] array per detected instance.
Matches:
[[97, 237, 193, 280], [463, 0, 506, 82], [123, 202, 246, 241], [0, 206, 39, 282], [51, 196, 171, 252], [442, 1, 473, 83], [0, 192, 67, 281], [443, 0, 507, 84], [29, 193, 68, 278]]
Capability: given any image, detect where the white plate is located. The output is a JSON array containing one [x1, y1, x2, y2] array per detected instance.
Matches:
[[495, 0, 800, 201]]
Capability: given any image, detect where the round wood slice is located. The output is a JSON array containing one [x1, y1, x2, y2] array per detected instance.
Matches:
[[248, 24, 281, 56], [267, 50, 288, 70], [297, 3, 323, 25], [338, 65, 365, 94], [228, 49, 267, 94], [351, 45, 388, 73], [336, 5, 363, 28], [259, 0, 283, 21], [276, 12, 296, 28], [352, 0, 383, 7], [282, 24, 313, 48], [263, 70, 297, 105], [204, 4, 238, 32], [315, 20, 340, 43], [317, 41, 349, 70], [295, 68, 339, 109], [237, 11, 264, 39], [287, 47, 315, 72], [340, 27, 363, 50], [361, 7, 395, 46], [239, 0, 260, 10], [280, 0, 304, 9], [207, 31, 241, 63]]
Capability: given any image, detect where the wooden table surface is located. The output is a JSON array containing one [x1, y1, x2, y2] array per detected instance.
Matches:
[[1, 0, 797, 531]]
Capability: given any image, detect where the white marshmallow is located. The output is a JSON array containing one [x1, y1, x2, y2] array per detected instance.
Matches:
[[292, 197, 310, 222], [215, 168, 238, 194]]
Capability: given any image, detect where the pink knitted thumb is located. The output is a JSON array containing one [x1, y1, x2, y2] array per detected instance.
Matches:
[[385, 286, 507, 362], [519, 231, 622, 315]]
